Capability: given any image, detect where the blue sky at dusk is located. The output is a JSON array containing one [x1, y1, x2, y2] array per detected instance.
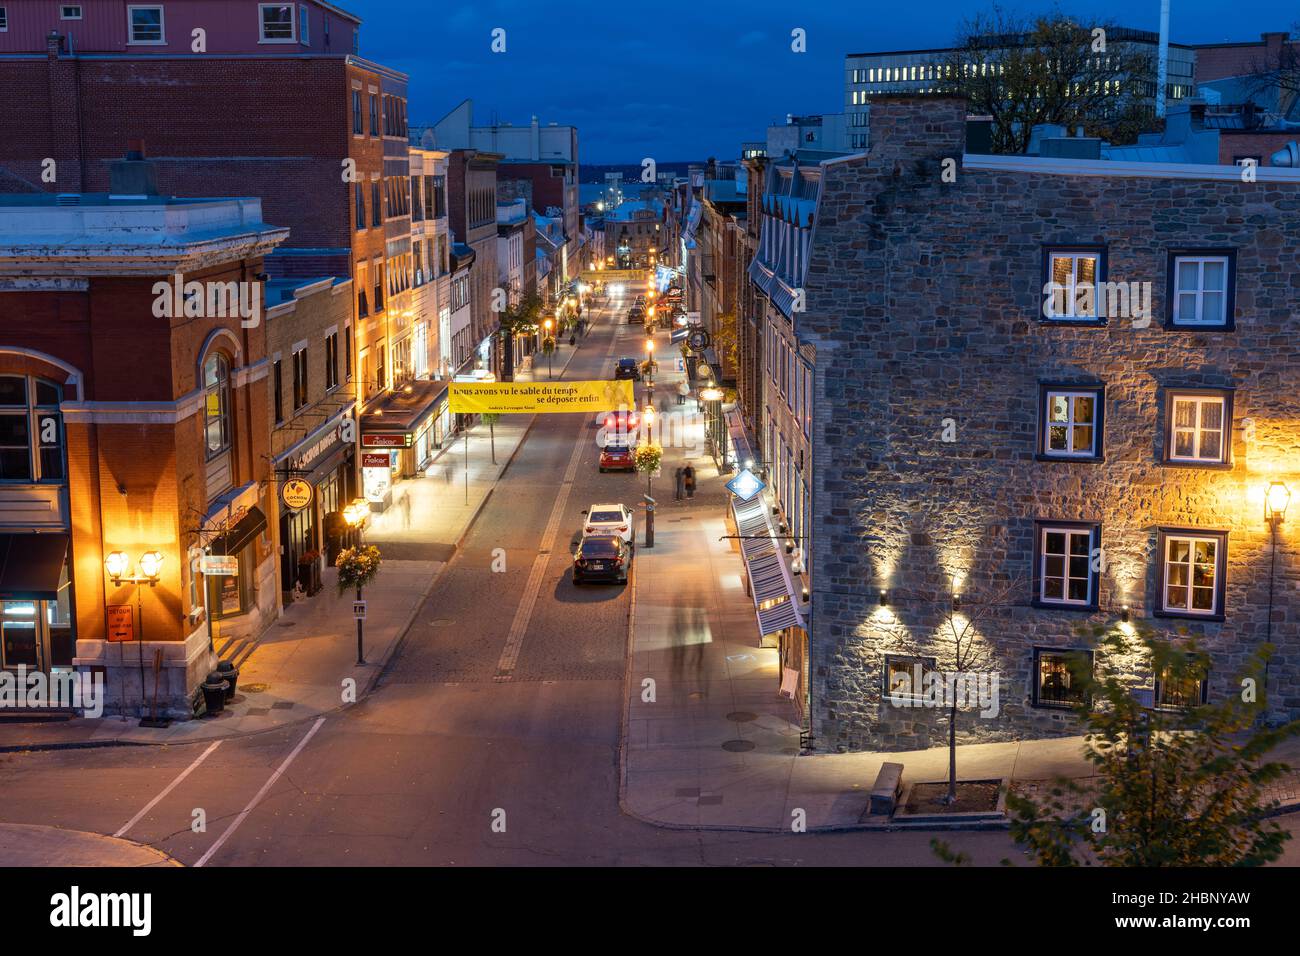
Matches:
[[344, 0, 1292, 166]]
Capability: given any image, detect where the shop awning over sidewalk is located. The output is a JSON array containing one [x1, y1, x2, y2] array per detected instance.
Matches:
[[727, 408, 753, 467], [359, 379, 450, 444], [730, 493, 805, 639]]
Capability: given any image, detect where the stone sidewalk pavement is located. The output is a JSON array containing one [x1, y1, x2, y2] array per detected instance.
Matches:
[[622, 359, 1300, 831], [0, 306, 597, 752]]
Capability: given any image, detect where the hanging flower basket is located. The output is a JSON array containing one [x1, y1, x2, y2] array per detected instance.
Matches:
[[634, 442, 663, 475], [336, 544, 382, 594]]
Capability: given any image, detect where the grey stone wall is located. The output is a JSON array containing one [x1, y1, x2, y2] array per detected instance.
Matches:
[[800, 96, 1300, 752]]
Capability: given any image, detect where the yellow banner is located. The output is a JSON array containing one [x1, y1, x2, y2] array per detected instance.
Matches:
[[449, 380, 635, 415]]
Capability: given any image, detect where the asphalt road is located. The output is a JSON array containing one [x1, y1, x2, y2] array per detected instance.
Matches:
[[12, 298, 1277, 868]]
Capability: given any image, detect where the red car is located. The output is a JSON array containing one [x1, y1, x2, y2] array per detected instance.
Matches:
[[599, 440, 637, 472]]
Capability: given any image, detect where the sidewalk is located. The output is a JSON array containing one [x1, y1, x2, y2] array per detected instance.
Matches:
[[623, 358, 1300, 831], [0, 823, 180, 866], [0, 312, 594, 752]]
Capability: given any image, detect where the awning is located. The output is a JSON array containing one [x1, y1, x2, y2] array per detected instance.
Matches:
[[209, 506, 267, 557], [729, 495, 805, 638], [0, 533, 70, 600], [726, 408, 754, 468], [359, 379, 450, 441]]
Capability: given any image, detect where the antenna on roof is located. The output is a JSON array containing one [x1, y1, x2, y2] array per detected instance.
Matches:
[[1156, 0, 1171, 119]]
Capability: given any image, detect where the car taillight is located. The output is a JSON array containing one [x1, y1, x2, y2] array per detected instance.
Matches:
[[616, 525, 628, 533], [584, 526, 596, 534], [605, 416, 614, 428]]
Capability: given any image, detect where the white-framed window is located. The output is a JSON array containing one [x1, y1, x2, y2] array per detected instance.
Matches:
[[0, 7, 8, 31], [1044, 249, 1102, 320], [1171, 254, 1231, 327], [202, 353, 232, 460], [298, 3, 309, 44], [127, 5, 165, 44], [259, 3, 295, 42], [1036, 524, 1096, 607], [1160, 532, 1223, 616], [1042, 388, 1100, 457], [60, 6, 82, 20], [1167, 393, 1228, 464]]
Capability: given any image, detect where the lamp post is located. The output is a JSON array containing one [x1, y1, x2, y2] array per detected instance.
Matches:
[[1264, 481, 1290, 656], [645, 336, 655, 388], [343, 500, 369, 665], [543, 317, 554, 379], [105, 550, 164, 723]]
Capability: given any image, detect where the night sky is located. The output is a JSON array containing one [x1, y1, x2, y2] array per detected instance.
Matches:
[[345, 1, 1290, 167]]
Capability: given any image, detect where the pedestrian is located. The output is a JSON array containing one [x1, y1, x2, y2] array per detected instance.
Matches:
[[683, 463, 696, 499], [674, 466, 684, 501], [676, 379, 688, 406], [569, 334, 576, 347]]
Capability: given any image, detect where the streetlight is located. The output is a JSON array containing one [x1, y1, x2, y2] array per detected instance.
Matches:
[[1266, 481, 1291, 526], [104, 549, 164, 724], [645, 337, 655, 386], [543, 317, 554, 379], [343, 499, 369, 665]]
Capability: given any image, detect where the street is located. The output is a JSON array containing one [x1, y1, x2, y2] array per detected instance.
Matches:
[[0, 299, 1023, 867]]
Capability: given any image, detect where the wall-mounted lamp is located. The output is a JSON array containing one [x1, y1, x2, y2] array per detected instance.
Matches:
[[951, 594, 961, 612], [1121, 605, 1130, 623], [879, 590, 888, 607], [105, 550, 164, 586], [801, 587, 810, 603], [1266, 480, 1291, 528]]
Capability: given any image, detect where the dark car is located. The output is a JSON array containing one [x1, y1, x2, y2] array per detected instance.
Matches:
[[627, 306, 645, 324], [599, 440, 637, 472], [614, 358, 641, 380], [573, 535, 633, 585]]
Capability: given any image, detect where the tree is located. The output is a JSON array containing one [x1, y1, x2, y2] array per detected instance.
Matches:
[[1242, 24, 1300, 117], [937, 9, 1155, 155], [1006, 624, 1300, 866], [482, 412, 500, 464], [497, 293, 544, 379], [882, 573, 1024, 804], [714, 312, 739, 370]]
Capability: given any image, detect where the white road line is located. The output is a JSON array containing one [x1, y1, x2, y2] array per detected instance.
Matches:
[[493, 306, 622, 680], [194, 717, 325, 867], [114, 739, 223, 838]]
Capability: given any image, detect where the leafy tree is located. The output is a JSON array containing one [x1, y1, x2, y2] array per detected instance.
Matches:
[[497, 293, 544, 379], [1007, 624, 1299, 866], [714, 312, 739, 370], [937, 9, 1155, 154]]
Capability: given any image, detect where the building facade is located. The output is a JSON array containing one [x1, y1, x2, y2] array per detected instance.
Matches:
[[798, 97, 1300, 751]]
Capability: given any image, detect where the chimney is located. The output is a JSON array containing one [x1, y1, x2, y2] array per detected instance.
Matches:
[[109, 141, 159, 198]]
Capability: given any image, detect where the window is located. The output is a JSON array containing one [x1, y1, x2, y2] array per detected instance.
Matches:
[[344, 324, 353, 380], [352, 90, 362, 135], [1042, 246, 1105, 321], [1033, 648, 1092, 709], [1165, 390, 1231, 465], [354, 182, 365, 230], [127, 5, 164, 44], [292, 346, 308, 410], [0, 8, 7, 31], [272, 358, 283, 424], [1039, 385, 1103, 459], [1158, 529, 1227, 619], [884, 655, 936, 702], [325, 332, 339, 391], [1034, 522, 1099, 609], [60, 6, 82, 19], [1154, 657, 1209, 710], [259, 4, 295, 42], [0, 376, 64, 482], [298, 4, 309, 44], [1168, 251, 1234, 328], [202, 354, 231, 460], [369, 94, 379, 136], [371, 181, 382, 227]]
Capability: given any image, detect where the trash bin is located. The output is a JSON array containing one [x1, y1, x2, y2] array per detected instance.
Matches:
[[216, 660, 239, 701], [201, 677, 228, 714]]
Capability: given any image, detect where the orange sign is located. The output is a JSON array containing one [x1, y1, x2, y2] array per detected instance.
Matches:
[[106, 604, 134, 642]]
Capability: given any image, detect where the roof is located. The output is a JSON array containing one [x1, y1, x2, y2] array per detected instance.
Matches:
[[265, 276, 348, 307]]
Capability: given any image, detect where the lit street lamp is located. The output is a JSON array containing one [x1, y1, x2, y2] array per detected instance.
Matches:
[[105, 549, 164, 724], [343, 499, 370, 665], [543, 317, 555, 379]]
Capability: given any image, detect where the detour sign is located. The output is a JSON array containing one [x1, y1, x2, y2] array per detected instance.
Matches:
[[449, 380, 634, 415]]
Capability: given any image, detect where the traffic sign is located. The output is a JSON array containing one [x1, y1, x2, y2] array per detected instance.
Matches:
[[353, 601, 368, 621]]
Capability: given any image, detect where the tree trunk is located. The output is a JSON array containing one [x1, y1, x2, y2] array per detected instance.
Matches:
[[490, 422, 496, 464], [947, 699, 958, 804]]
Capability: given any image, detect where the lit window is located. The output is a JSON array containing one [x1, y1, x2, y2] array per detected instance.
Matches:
[[1165, 392, 1230, 465], [202, 353, 231, 460], [1159, 529, 1226, 617], [1169, 252, 1234, 328], [1035, 524, 1098, 608], [1042, 248, 1104, 321], [1154, 657, 1209, 710], [1041, 386, 1102, 458], [884, 655, 936, 703], [1033, 648, 1092, 709]]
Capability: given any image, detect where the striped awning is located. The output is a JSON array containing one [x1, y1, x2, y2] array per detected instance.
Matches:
[[729, 488, 806, 638], [757, 598, 802, 635]]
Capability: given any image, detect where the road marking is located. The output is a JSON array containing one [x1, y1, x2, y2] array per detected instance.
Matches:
[[493, 305, 622, 680], [194, 717, 325, 867], [114, 739, 223, 838]]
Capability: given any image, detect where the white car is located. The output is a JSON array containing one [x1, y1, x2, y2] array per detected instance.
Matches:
[[582, 503, 635, 546]]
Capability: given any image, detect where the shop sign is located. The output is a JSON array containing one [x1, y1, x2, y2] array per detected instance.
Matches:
[[106, 605, 134, 643], [362, 453, 391, 469], [362, 433, 411, 448], [281, 478, 314, 512], [200, 555, 239, 577], [449, 380, 634, 415]]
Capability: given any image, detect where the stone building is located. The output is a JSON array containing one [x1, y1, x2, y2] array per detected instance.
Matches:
[[799, 96, 1300, 751]]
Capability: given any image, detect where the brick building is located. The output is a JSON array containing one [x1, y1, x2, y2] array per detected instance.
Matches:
[[795, 97, 1300, 751], [444, 149, 502, 377], [0, 176, 286, 717]]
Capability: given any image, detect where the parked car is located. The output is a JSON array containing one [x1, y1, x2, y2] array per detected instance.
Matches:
[[614, 358, 641, 380], [599, 439, 637, 472], [582, 503, 635, 546], [572, 535, 633, 585]]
